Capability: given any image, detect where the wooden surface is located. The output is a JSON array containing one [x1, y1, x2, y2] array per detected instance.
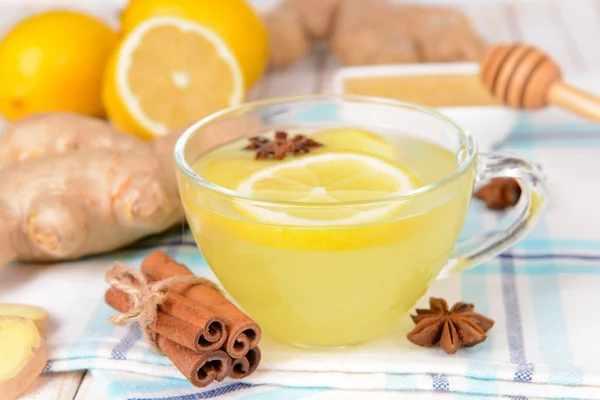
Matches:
[[1, 0, 597, 398]]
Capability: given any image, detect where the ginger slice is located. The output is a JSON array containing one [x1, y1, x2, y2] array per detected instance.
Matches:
[[0, 317, 49, 400], [0, 304, 49, 333]]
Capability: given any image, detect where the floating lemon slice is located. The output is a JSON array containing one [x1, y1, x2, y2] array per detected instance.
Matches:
[[235, 153, 420, 225], [103, 16, 244, 139]]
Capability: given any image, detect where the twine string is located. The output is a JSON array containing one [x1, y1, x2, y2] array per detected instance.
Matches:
[[105, 262, 220, 350]]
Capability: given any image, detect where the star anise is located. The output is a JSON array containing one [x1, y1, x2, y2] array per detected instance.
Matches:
[[244, 131, 323, 160], [473, 177, 521, 210], [407, 297, 494, 354]]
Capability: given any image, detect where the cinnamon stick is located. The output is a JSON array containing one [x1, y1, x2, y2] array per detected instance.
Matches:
[[230, 347, 261, 379], [105, 288, 226, 353], [157, 336, 231, 387], [161, 291, 227, 350], [104, 288, 231, 387], [141, 251, 261, 358]]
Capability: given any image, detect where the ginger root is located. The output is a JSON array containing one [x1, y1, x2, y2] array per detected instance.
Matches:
[[265, 0, 343, 69], [264, 4, 310, 69], [0, 113, 141, 167], [330, 0, 420, 66], [284, 0, 343, 40], [0, 317, 49, 400], [0, 303, 49, 333], [0, 111, 269, 270], [264, 0, 486, 68], [0, 113, 183, 270], [409, 5, 486, 62]]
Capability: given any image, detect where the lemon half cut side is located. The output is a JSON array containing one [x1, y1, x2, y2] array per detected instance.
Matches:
[[105, 16, 244, 138]]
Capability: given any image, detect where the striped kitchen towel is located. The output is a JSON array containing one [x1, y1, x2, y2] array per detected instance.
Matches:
[[2, 111, 600, 400]]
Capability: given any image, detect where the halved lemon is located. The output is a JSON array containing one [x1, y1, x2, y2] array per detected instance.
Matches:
[[235, 153, 420, 225], [102, 16, 244, 139]]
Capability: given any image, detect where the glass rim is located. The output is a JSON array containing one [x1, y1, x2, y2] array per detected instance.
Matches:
[[174, 94, 477, 207]]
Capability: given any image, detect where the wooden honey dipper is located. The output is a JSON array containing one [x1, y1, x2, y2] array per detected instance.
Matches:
[[480, 43, 600, 123]]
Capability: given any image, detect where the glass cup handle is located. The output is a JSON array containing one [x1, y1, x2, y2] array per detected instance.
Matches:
[[438, 152, 548, 279]]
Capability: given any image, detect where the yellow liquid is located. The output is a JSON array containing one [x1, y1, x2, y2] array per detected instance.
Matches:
[[180, 129, 475, 346]]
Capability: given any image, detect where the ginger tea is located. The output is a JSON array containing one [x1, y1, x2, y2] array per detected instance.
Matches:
[[180, 127, 475, 346]]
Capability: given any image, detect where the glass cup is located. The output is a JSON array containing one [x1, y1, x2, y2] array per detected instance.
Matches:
[[174, 95, 547, 348]]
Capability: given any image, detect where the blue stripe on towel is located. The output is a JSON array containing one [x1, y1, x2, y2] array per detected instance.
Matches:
[[501, 256, 533, 383], [511, 120, 600, 135], [503, 126, 536, 384], [499, 253, 600, 261], [112, 324, 143, 360], [43, 362, 52, 373], [506, 138, 600, 148], [467, 261, 600, 276], [108, 378, 193, 399], [431, 374, 450, 391], [518, 238, 600, 253], [237, 387, 327, 400], [131, 383, 254, 400], [510, 113, 600, 135]]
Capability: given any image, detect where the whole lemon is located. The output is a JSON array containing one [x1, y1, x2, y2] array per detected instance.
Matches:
[[0, 10, 118, 121], [121, 0, 269, 88]]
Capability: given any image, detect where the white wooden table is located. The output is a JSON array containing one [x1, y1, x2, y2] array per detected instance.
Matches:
[[3, 0, 599, 398]]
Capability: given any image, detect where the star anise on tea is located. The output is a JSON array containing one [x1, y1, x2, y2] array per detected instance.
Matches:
[[473, 177, 521, 210], [244, 131, 323, 160], [407, 297, 495, 355]]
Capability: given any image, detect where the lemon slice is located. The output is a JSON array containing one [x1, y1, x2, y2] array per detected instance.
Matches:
[[235, 153, 419, 225], [103, 16, 244, 139]]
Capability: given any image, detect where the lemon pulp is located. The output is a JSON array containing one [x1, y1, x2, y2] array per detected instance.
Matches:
[[182, 127, 475, 346], [103, 16, 244, 139], [121, 0, 268, 87], [235, 152, 419, 225]]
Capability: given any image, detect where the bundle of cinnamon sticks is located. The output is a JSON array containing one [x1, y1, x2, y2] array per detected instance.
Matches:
[[104, 250, 261, 387]]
